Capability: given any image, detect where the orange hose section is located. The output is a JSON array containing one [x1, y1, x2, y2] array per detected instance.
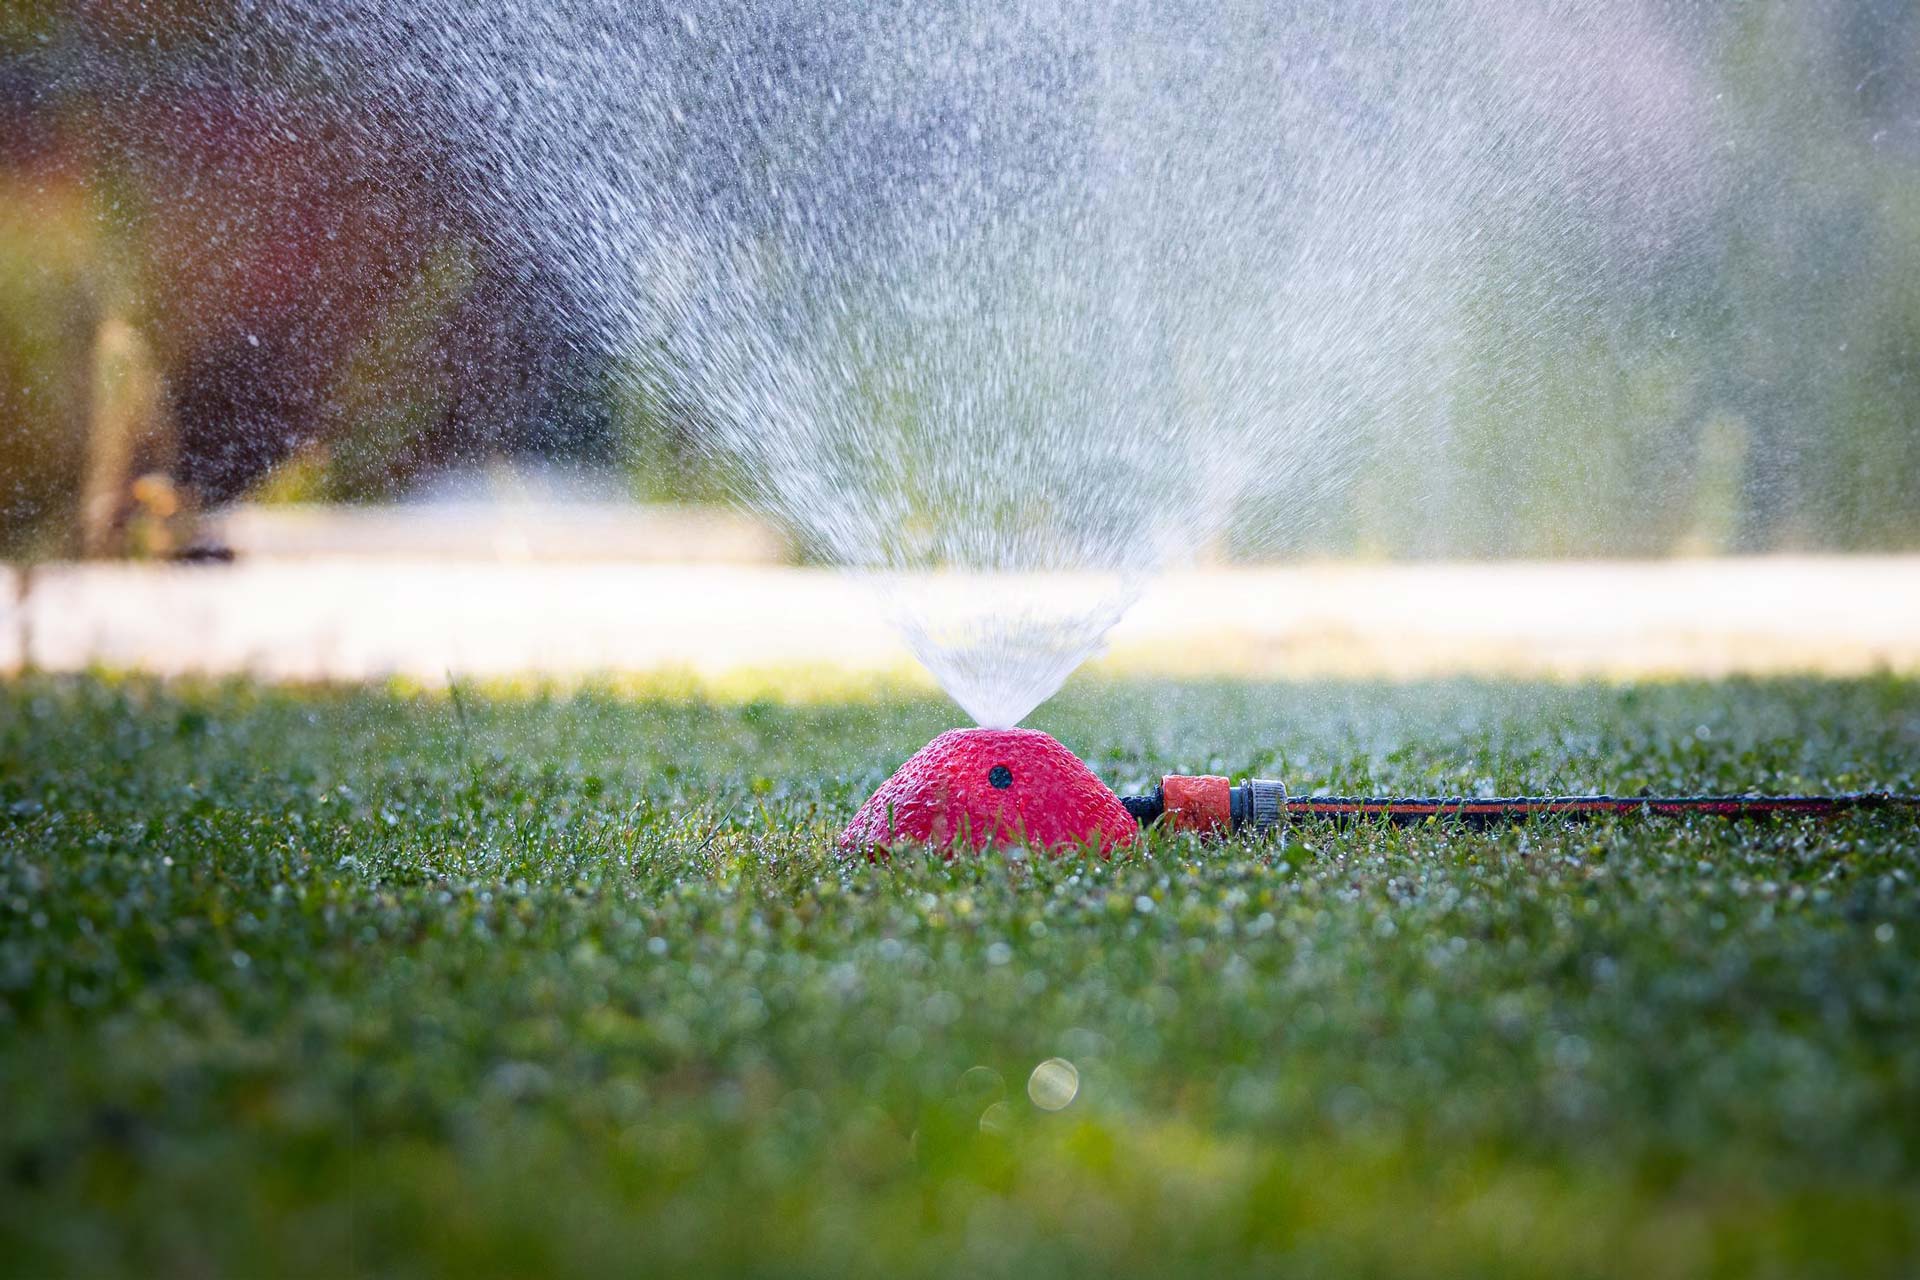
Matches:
[[1161, 774, 1232, 834]]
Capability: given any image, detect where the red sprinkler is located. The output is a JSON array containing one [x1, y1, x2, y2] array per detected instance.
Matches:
[[840, 728, 1141, 855], [839, 729, 1919, 856]]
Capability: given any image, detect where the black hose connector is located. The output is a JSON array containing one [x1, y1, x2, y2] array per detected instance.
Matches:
[[1119, 788, 1164, 825], [1230, 778, 1287, 831]]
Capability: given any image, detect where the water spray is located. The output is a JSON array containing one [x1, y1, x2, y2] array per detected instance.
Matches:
[[839, 729, 1918, 855]]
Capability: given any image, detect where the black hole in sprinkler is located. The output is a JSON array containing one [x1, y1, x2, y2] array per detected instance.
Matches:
[[988, 765, 1013, 789]]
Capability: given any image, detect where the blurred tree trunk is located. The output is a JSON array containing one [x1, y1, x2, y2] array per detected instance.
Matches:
[[79, 312, 176, 557]]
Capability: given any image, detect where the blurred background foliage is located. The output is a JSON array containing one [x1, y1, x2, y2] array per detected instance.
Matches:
[[0, 0, 1915, 560]]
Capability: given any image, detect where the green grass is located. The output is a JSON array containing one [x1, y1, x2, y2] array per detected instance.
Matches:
[[2, 673, 1918, 1279]]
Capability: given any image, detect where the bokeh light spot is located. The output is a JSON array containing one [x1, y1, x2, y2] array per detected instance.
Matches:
[[1027, 1058, 1080, 1111]]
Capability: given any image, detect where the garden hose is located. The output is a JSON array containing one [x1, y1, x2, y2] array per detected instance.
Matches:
[[1127, 774, 1920, 835]]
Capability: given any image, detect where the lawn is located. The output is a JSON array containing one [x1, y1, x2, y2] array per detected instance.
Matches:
[[2, 673, 1918, 1278]]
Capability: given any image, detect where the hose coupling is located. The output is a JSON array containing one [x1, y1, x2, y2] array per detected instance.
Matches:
[[1132, 774, 1286, 836]]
